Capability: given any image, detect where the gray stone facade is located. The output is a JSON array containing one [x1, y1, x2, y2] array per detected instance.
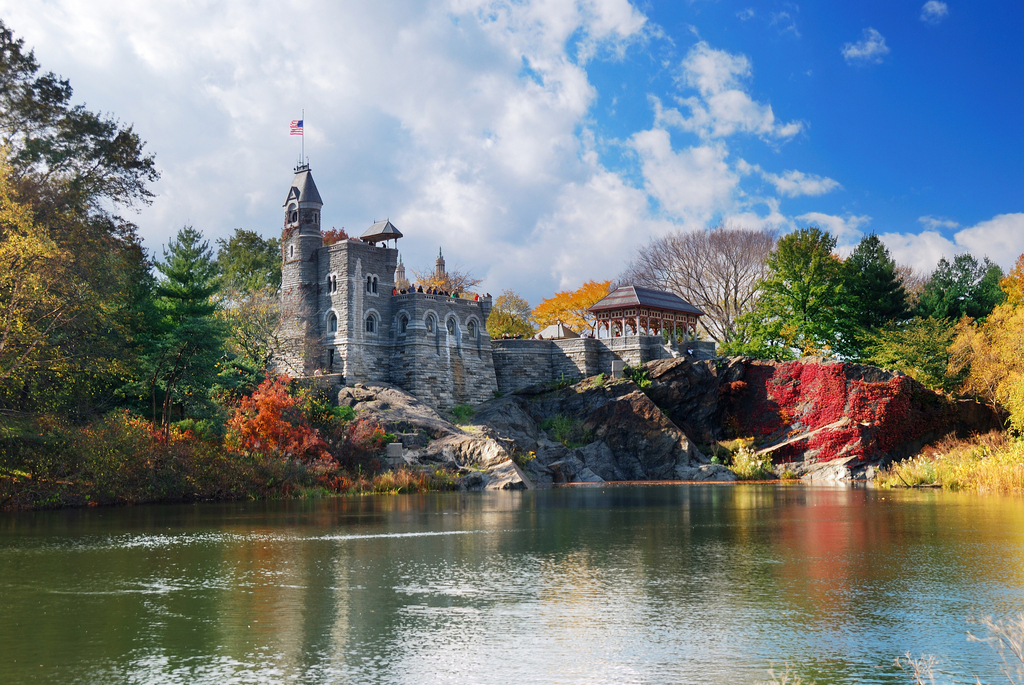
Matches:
[[275, 166, 715, 409]]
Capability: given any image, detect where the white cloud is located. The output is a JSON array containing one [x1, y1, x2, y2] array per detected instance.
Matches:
[[795, 212, 871, 248], [659, 42, 803, 141], [882, 213, 1024, 274], [920, 1, 949, 25], [629, 128, 739, 225], [918, 215, 959, 230], [737, 8, 755, 21], [762, 169, 841, 198], [842, 28, 890, 65]]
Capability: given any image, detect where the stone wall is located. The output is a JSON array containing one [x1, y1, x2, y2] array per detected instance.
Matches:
[[388, 292, 497, 408], [491, 335, 715, 394]]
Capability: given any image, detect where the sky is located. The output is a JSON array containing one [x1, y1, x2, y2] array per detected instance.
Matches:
[[3, 0, 1022, 303]]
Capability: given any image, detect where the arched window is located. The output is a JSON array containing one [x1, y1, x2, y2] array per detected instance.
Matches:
[[326, 275, 332, 292], [331, 275, 337, 293], [399, 315, 409, 334], [288, 203, 297, 224], [366, 276, 373, 293], [365, 314, 376, 333], [425, 315, 435, 333], [328, 313, 338, 333], [372, 277, 378, 294], [446, 318, 457, 335], [467, 321, 476, 339]]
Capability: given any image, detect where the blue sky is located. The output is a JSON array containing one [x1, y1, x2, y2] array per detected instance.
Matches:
[[3, 0, 1022, 303]]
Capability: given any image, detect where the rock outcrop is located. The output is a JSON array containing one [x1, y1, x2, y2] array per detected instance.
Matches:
[[335, 355, 1002, 487], [644, 355, 1003, 476], [475, 379, 718, 486]]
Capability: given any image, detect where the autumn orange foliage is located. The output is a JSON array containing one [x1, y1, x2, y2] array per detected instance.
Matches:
[[226, 375, 331, 462], [532, 280, 612, 334], [322, 227, 350, 246]]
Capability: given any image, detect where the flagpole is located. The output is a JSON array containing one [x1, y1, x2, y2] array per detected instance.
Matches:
[[301, 109, 304, 166]]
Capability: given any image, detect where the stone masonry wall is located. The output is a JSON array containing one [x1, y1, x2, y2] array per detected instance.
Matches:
[[388, 292, 497, 409], [492, 335, 709, 395]]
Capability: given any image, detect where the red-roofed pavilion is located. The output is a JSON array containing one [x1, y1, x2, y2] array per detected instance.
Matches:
[[589, 285, 704, 340]]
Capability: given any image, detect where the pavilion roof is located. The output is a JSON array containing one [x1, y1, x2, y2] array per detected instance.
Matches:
[[535, 322, 579, 340], [589, 285, 704, 316], [360, 219, 403, 244]]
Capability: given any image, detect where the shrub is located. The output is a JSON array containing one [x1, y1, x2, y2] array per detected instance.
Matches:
[[226, 376, 331, 463], [623, 364, 652, 390], [450, 404, 476, 424], [540, 414, 593, 448], [593, 373, 606, 387], [730, 447, 775, 480]]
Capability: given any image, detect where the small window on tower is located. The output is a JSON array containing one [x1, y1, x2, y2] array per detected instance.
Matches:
[[467, 321, 476, 339], [399, 315, 409, 334], [289, 245, 294, 258], [366, 276, 372, 293], [426, 315, 435, 333], [332, 275, 337, 293], [365, 314, 376, 333], [372, 277, 378, 294], [328, 313, 338, 333]]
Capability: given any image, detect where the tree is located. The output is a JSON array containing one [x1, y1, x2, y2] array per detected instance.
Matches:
[[411, 265, 482, 293], [0, 21, 159, 416], [915, 253, 1005, 320], [144, 226, 227, 432], [321, 227, 350, 246], [863, 318, 962, 393], [1000, 254, 1024, 307], [730, 227, 846, 358], [219, 284, 281, 371], [0, 161, 72, 401], [0, 21, 157, 211], [948, 257, 1024, 431], [841, 234, 909, 357], [532, 280, 612, 335], [216, 228, 281, 294], [620, 224, 776, 344], [486, 290, 534, 338]]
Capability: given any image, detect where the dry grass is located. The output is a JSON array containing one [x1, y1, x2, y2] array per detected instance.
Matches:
[[877, 432, 1024, 493]]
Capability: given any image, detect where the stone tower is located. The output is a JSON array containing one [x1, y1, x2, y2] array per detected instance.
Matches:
[[279, 165, 324, 375], [395, 254, 410, 291], [435, 247, 445, 279]]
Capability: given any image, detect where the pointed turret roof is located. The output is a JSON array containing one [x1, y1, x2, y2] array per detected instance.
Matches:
[[283, 167, 323, 206], [360, 219, 403, 243]]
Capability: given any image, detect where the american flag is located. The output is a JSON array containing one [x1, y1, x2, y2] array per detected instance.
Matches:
[[290, 119, 303, 135]]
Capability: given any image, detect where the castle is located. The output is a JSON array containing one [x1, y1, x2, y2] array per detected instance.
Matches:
[[277, 166, 713, 409]]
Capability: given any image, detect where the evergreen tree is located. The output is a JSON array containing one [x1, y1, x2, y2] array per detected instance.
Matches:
[[216, 229, 281, 294], [144, 226, 227, 432], [915, 254, 1005, 320], [734, 227, 847, 358], [840, 234, 909, 358]]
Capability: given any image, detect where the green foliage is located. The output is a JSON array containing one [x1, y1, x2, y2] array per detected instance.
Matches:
[[216, 228, 282, 294], [593, 373, 606, 387], [841, 234, 909, 358], [915, 253, 1005, 321], [863, 317, 962, 392], [450, 404, 476, 424], [547, 374, 575, 391], [623, 365, 651, 390], [333, 405, 356, 422], [539, 414, 593, 447], [139, 226, 228, 431], [738, 227, 847, 358]]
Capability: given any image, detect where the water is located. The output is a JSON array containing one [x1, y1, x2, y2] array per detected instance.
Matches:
[[1, 485, 1023, 684]]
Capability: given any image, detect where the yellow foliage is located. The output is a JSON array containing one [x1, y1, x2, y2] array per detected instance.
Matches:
[[878, 432, 1024, 493], [532, 280, 611, 334], [949, 302, 1024, 431], [1001, 253, 1024, 307], [0, 157, 70, 386]]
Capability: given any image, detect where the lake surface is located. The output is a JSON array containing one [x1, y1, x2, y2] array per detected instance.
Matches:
[[1, 485, 1024, 684]]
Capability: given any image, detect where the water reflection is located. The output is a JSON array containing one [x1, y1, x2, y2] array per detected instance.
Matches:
[[0, 487, 1023, 684]]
